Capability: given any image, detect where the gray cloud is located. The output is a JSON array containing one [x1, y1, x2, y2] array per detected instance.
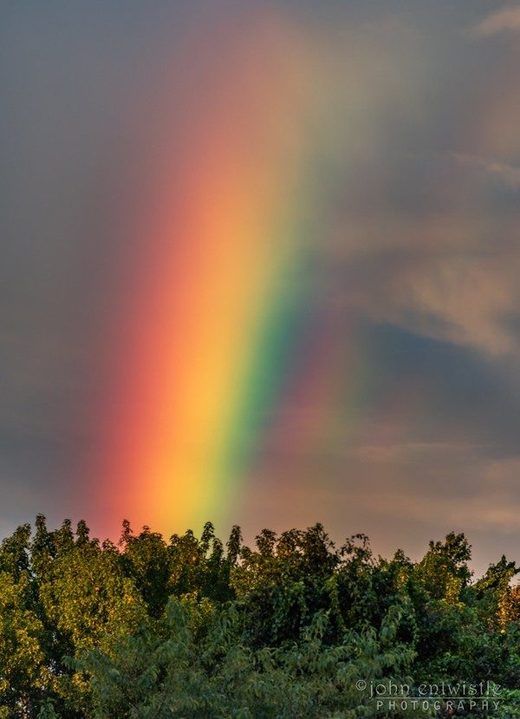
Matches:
[[454, 153, 520, 189], [472, 5, 520, 37], [0, 0, 519, 572]]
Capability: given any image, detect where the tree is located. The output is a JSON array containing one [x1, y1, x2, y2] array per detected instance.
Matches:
[[1, 518, 519, 718], [0, 571, 46, 714]]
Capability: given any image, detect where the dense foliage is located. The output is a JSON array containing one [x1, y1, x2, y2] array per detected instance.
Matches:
[[0, 517, 519, 718]]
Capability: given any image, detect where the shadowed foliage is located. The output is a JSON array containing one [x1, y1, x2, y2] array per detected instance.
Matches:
[[0, 518, 518, 718]]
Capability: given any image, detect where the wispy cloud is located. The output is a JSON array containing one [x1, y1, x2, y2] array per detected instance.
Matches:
[[454, 153, 520, 189], [472, 5, 520, 37], [404, 256, 519, 355], [347, 441, 485, 464]]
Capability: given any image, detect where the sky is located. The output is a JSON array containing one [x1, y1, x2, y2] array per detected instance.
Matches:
[[0, 0, 519, 574]]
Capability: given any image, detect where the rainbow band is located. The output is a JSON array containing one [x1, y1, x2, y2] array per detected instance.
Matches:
[[96, 15, 331, 535]]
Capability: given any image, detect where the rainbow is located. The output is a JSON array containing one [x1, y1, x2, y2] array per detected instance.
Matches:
[[93, 10, 358, 537]]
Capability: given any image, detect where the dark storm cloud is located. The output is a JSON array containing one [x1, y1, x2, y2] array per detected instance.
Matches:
[[359, 324, 520, 456]]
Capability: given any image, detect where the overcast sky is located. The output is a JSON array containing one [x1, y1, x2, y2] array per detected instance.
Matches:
[[1, 1, 519, 574]]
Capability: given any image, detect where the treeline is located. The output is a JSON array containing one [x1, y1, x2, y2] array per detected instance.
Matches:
[[0, 517, 519, 718]]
